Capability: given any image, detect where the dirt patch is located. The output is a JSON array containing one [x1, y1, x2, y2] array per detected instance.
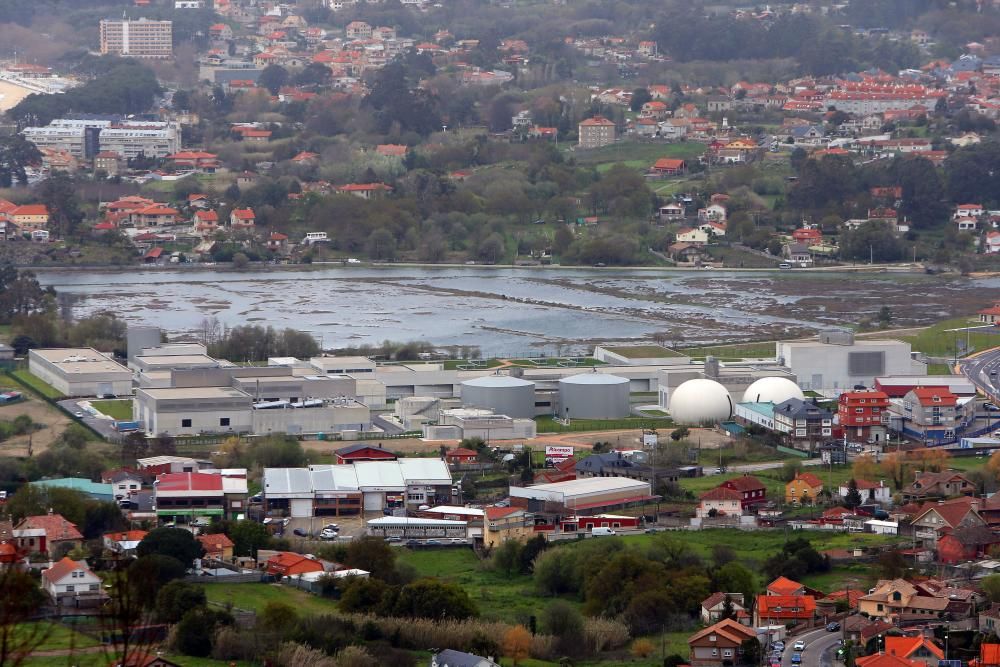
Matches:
[[0, 395, 71, 457]]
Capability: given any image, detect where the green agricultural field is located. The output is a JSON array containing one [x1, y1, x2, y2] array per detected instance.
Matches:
[[9, 370, 64, 399], [14, 621, 101, 652], [799, 564, 874, 593], [397, 547, 564, 624], [201, 581, 339, 616], [891, 317, 999, 358], [573, 141, 706, 169], [90, 399, 132, 420]]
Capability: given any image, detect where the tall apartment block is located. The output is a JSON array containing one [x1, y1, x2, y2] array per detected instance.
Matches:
[[100, 18, 173, 59]]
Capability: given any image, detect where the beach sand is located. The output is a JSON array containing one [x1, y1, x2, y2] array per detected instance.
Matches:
[[0, 79, 33, 111]]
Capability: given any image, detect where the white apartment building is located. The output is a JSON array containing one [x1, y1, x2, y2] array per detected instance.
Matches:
[[100, 18, 173, 59], [22, 118, 181, 160]]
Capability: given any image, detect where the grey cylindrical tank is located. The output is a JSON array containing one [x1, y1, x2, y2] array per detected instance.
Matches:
[[461, 376, 536, 418], [558, 373, 630, 419]]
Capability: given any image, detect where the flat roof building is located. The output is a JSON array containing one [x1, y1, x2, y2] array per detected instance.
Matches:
[[509, 476, 653, 518], [777, 332, 925, 394], [100, 18, 173, 59], [135, 386, 254, 436], [28, 348, 132, 397]]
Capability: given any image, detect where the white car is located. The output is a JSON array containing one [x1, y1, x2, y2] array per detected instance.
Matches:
[[793, 640, 806, 651], [320, 528, 339, 540]]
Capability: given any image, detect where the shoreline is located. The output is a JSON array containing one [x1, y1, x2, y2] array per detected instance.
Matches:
[[25, 260, 931, 275]]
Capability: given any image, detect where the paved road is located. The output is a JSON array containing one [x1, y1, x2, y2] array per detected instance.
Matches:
[[960, 345, 1000, 399], [779, 627, 843, 667], [57, 398, 121, 440]]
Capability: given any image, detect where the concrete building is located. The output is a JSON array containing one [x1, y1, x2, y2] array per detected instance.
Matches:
[[423, 408, 536, 441], [22, 118, 181, 160], [153, 470, 248, 523], [135, 386, 253, 436], [578, 116, 616, 149], [777, 331, 925, 394], [366, 516, 468, 540], [890, 386, 975, 443], [262, 459, 454, 516], [28, 348, 132, 397], [100, 18, 173, 59]]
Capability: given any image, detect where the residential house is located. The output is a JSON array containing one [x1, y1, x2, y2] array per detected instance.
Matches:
[[909, 496, 985, 548], [375, 144, 408, 158], [687, 618, 759, 667], [669, 242, 709, 264], [838, 390, 890, 444], [578, 116, 616, 149], [837, 479, 891, 505], [14, 514, 83, 556], [954, 204, 984, 231], [903, 471, 975, 502], [697, 486, 742, 518], [42, 557, 103, 606], [792, 227, 822, 244], [858, 578, 962, 621], [700, 592, 748, 625], [974, 644, 1000, 667], [676, 227, 710, 245], [936, 525, 1000, 564], [166, 151, 220, 172], [198, 533, 235, 561], [267, 232, 288, 252], [894, 386, 973, 443], [772, 398, 833, 449], [445, 448, 478, 465], [345, 21, 372, 39], [785, 472, 823, 505], [766, 576, 807, 597], [333, 444, 398, 465], [659, 203, 685, 220], [784, 242, 813, 266], [984, 231, 1000, 254], [102, 530, 148, 557], [11, 205, 49, 232], [230, 208, 256, 229], [719, 475, 767, 510], [265, 551, 326, 577], [194, 210, 220, 236], [651, 158, 687, 176], [94, 151, 122, 176], [337, 183, 393, 200], [979, 303, 1000, 324], [430, 650, 499, 667], [754, 594, 816, 626], [102, 468, 143, 498], [482, 506, 534, 549]]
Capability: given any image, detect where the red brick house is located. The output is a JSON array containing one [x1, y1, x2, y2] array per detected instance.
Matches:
[[719, 475, 767, 510], [334, 443, 397, 465], [445, 448, 479, 465]]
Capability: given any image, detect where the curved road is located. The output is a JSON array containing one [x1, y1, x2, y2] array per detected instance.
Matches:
[[779, 627, 844, 667], [960, 346, 1000, 399]]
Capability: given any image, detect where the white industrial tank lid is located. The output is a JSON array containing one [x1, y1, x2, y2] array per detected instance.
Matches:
[[559, 374, 629, 385], [742, 376, 805, 404], [668, 378, 733, 424], [462, 376, 535, 388]]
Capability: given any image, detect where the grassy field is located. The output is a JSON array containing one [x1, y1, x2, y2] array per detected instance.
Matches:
[[678, 341, 777, 359], [9, 370, 64, 399], [399, 547, 559, 624], [15, 621, 101, 651], [799, 564, 874, 593], [926, 363, 956, 375], [890, 317, 999, 358], [573, 141, 706, 169], [90, 399, 132, 420], [202, 581, 339, 616], [704, 246, 782, 269], [535, 416, 672, 433]]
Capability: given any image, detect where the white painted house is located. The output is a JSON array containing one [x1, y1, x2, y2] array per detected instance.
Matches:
[[42, 557, 102, 603]]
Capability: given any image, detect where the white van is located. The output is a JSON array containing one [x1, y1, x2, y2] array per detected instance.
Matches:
[[591, 527, 616, 536]]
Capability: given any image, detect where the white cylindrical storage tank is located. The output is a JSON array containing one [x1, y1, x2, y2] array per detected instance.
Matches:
[[742, 377, 805, 404], [668, 378, 733, 425], [461, 376, 536, 418], [558, 373, 630, 419]]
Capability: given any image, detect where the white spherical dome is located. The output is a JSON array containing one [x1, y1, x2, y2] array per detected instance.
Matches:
[[668, 379, 733, 425], [742, 377, 805, 404]]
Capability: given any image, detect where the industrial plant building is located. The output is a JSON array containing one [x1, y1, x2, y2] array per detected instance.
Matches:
[[28, 348, 132, 398], [262, 459, 454, 516]]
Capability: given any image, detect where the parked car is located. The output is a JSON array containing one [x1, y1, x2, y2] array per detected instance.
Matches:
[[986, 402, 999, 411], [793, 641, 806, 651], [792, 653, 802, 664], [320, 528, 339, 540], [826, 622, 840, 632], [405, 540, 420, 548], [292, 528, 308, 537], [384, 536, 402, 543], [425, 539, 442, 546], [191, 517, 211, 527], [74, 411, 84, 418]]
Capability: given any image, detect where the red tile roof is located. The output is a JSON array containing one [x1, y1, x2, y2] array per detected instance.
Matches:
[[445, 447, 478, 458], [485, 506, 521, 520], [856, 654, 923, 667], [700, 486, 743, 501], [688, 618, 757, 646], [231, 208, 255, 220], [755, 594, 816, 618], [42, 556, 92, 583], [103, 530, 148, 543], [913, 496, 979, 529], [767, 576, 804, 595], [156, 472, 223, 492], [198, 533, 234, 554], [793, 472, 824, 488], [722, 475, 766, 492], [12, 205, 49, 216], [884, 636, 944, 661], [17, 514, 83, 541], [580, 115, 615, 126], [910, 386, 958, 407]]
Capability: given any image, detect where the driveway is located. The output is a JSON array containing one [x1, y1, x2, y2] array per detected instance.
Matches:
[[58, 398, 122, 440]]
